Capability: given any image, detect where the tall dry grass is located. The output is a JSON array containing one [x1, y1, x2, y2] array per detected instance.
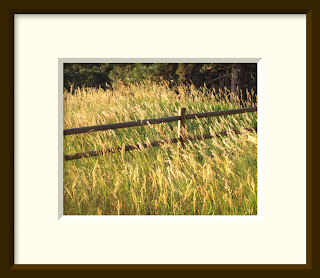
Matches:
[[64, 81, 257, 215]]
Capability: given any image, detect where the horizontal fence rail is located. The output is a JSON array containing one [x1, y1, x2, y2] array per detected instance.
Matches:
[[64, 126, 257, 161], [64, 106, 257, 161], [185, 106, 257, 120], [64, 107, 257, 136]]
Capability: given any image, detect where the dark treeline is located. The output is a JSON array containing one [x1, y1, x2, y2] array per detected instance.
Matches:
[[64, 63, 257, 104]]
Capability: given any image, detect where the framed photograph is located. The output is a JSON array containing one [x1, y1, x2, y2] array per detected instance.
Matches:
[[7, 10, 312, 272], [61, 59, 258, 217]]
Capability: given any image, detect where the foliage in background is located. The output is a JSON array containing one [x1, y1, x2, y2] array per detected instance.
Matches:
[[64, 63, 112, 89], [64, 63, 257, 95]]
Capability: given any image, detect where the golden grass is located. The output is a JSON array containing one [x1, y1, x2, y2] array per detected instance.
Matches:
[[64, 81, 257, 215]]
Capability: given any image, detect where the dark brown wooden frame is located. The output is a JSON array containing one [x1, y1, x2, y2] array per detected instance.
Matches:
[[2, 4, 316, 276]]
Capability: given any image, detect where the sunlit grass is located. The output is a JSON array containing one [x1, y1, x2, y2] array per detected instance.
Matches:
[[64, 81, 257, 215]]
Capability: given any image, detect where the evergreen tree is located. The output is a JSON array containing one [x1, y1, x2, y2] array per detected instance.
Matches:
[[63, 63, 257, 99]]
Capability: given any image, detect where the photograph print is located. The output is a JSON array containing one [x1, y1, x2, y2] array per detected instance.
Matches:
[[63, 63, 257, 215]]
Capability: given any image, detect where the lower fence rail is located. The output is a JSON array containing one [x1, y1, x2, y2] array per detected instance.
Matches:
[[64, 126, 257, 161]]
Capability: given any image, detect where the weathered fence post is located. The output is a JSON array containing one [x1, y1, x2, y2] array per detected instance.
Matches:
[[64, 107, 257, 160], [177, 107, 187, 152]]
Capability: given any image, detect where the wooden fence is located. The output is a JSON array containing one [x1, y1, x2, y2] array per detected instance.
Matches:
[[64, 106, 257, 161]]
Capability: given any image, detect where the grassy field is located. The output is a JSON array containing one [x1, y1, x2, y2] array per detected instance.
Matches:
[[63, 81, 257, 215]]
